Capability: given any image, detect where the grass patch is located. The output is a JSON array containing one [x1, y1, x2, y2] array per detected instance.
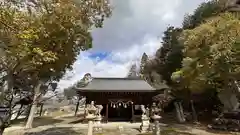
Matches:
[[11, 117, 63, 128], [50, 111, 69, 117]]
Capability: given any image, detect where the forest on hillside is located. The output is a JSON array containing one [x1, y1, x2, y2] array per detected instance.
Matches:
[[127, 0, 240, 122]]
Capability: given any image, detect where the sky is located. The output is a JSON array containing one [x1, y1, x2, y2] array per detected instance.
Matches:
[[58, 0, 208, 89]]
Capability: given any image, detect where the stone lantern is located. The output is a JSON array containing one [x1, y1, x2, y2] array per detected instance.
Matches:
[[85, 101, 97, 135], [150, 103, 162, 135], [93, 105, 103, 132], [139, 105, 150, 133]]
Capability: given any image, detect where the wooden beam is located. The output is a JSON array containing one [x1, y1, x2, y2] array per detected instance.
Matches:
[[131, 102, 135, 123]]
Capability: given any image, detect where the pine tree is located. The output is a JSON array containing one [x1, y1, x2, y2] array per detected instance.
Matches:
[[76, 73, 92, 87], [127, 63, 139, 78], [139, 53, 148, 79]]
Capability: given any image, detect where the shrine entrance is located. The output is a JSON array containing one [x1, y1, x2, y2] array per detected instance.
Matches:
[[75, 77, 169, 123], [108, 103, 132, 121], [105, 99, 133, 121]]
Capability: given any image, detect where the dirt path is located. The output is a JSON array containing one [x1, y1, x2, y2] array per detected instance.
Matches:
[[168, 124, 240, 135], [4, 112, 240, 135], [5, 122, 240, 135]]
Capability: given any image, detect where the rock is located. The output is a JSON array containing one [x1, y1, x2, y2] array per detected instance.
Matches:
[[209, 111, 240, 131], [118, 125, 124, 132]]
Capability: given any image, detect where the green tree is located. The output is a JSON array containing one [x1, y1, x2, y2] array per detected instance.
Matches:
[[76, 73, 92, 87], [157, 27, 183, 85], [143, 26, 182, 87], [63, 87, 76, 100], [64, 73, 92, 100], [182, 0, 223, 29], [127, 63, 139, 78], [0, 0, 111, 131], [173, 13, 240, 94], [139, 53, 148, 79]]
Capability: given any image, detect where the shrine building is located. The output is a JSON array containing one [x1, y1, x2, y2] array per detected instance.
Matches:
[[75, 77, 168, 122]]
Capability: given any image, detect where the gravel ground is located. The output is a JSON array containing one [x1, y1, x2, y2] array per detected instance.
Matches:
[[5, 123, 239, 135], [4, 127, 191, 135], [4, 110, 239, 135]]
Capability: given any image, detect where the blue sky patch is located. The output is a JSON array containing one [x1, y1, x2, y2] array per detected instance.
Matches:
[[88, 52, 110, 62]]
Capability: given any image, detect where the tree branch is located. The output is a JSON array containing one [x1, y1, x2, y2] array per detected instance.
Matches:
[[0, 20, 16, 31]]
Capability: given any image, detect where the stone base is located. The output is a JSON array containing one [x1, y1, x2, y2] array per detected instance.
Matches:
[[149, 123, 154, 131], [93, 127, 102, 132], [86, 114, 96, 119], [151, 115, 161, 135], [93, 116, 102, 132], [140, 115, 150, 133], [93, 123, 102, 132], [140, 125, 149, 133]]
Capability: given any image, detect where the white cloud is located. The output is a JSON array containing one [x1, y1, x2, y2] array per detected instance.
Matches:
[[162, 11, 176, 21], [58, 37, 160, 89], [58, 0, 207, 89]]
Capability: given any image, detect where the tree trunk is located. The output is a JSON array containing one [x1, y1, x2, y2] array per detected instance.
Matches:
[[39, 104, 43, 116], [179, 102, 185, 122], [0, 127, 5, 135], [25, 104, 32, 120], [25, 82, 42, 129], [0, 118, 6, 135], [0, 117, 4, 135], [74, 97, 80, 116], [190, 100, 198, 122], [174, 102, 185, 123], [14, 104, 23, 120]]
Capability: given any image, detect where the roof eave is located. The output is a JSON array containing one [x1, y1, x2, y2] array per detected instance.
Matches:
[[75, 88, 157, 92]]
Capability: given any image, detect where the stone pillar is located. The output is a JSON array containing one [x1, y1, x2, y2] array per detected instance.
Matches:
[[152, 114, 161, 135], [86, 113, 95, 135], [87, 119, 94, 135], [85, 101, 97, 135]]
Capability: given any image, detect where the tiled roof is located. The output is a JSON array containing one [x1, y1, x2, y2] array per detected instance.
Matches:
[[75, 77, 168, 92]]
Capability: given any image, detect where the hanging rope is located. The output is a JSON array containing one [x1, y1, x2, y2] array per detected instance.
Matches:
[[109, 99, 133, 108]]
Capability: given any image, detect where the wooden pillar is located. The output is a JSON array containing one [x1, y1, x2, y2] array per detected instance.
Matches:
[[74, 97, 80, 116], [84, 97, 87, 119], [105, 104, 108, 123], [131, 102, 135, 123], [84, 104, 87, 119]]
